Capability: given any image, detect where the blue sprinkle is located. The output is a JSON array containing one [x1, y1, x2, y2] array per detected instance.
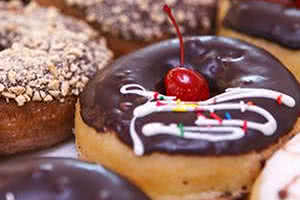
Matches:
[[225, 112, 232, 120]]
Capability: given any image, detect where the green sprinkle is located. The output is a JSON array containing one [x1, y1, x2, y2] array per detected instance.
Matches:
[[177, 123, 184, 137], [159, 96, 164, 100]]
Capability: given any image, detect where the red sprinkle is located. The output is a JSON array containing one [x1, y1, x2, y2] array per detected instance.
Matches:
[[196, 108, 206, 118], [154, 92, 159, 100], [195, 107, 203, 112], [277, 95, 283, 105], [196, 111, 205, 117], [243, 120, 248, 133], [156, 101, 167, 106], [210, 112, 222, 124], [247, 101, 254, 106]]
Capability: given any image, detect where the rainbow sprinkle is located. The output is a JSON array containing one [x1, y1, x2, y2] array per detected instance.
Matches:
[[225, 112, 232, 120], [177, 123, 184, 137]]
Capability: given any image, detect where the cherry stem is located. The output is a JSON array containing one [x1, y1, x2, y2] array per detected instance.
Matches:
[[163, 4, 184, 66]]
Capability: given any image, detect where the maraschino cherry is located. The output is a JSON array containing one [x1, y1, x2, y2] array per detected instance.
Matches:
[[163, 5, 210, 101]]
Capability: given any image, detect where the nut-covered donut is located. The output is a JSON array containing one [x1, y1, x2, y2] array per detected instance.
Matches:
[[76, 36, 300, 200], [35, 0, 218, 56], [0, 1, 112, 155], [0, 158, 150, 200]]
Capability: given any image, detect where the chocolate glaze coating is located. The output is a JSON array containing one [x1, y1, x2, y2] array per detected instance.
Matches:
[[224, 0, 300, 49], [0, 158, 150, 200], [80, 36, 300, 156]]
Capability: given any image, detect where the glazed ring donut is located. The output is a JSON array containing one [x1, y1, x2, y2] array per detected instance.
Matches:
[[219, 0, 300, 81], [0, 158, 150, 200], [251, 134, 300, 200], [35, 0, 218, 57], [0, 1, 112, 155], [77, 36, 300, 200]]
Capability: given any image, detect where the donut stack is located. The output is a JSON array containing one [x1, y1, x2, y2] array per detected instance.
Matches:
[[0, 1, 300, 200]]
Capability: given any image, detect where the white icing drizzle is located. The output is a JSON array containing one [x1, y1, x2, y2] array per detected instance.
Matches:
[[120, 84, 296, 156], [143, 123, 245, 141]]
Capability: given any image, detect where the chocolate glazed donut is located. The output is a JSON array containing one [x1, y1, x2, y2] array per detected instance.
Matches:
[[0, 158, 150, 200], [219, 0, 300, 84], [80, 36, 300, 156], [224, 0, 300, 49]]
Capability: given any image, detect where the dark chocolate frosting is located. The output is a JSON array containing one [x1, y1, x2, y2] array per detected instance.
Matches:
[[80, 36, 300, 156], [0, 158, 150, 200], [224, 0, 300, 49]]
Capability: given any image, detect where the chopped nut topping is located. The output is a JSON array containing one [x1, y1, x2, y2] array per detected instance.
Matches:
[[23, 94, 30, 102], [0, 1, 113, 106], [32, 91, 42, 101], [49, 90, 60, 97], [8, 71, 17, 84], [0, 84, 4, 92], [61, 81, 70, 96], [65, 0, 217, 40], [81, 76, 89, 84], [2, 92, 16, 99], [48, 80, 60, 90], [44, 95, 53, 102], [48, 63, 58, 78], [9, 86, 25, 95], [15, 95, 26, 106], [40, 91, 46, 99], [26, 86, 33, 97]]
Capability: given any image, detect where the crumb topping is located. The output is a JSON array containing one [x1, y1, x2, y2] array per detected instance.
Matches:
[[0, 1, 113, 106], [65, 0, 217, 41]]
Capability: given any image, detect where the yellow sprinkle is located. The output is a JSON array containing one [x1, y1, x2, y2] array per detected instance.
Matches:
[[173, 107, 187, 112], [185, 104, 198, 108], [172, 104, 198, 112]]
